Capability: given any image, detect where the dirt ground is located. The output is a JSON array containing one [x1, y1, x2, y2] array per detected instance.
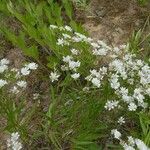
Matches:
[[76, 0, 150, 45]]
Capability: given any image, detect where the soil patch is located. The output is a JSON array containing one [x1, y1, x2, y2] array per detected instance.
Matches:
[[75, 0, 150, 45]]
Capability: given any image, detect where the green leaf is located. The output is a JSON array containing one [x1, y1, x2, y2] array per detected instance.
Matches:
[[23, 45, 39, 59], [63, 0, 73, 20], [46, 56, 60, 69]]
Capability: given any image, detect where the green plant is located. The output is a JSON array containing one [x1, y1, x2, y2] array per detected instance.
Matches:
[[0, 0, 150, 150], [0, 0, 87, 62], [137, 0, 150, 6], [139, 112, 150, 146]]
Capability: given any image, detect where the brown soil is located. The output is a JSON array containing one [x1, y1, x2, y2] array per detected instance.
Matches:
[[75, 0, 150, 45]]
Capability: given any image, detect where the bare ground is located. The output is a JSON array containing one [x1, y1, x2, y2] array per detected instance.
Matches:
[[75, 0, 150, 45]]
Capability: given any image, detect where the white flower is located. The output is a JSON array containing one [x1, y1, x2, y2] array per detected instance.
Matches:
[[122, 95, 134, 104], [92, 48, 108, 56], [72, 36, 82, 42], [120, 44, 127, 49], [0, 79, 7, 88], [91, 78, 101, 87], [83, 87, 89, 92], [49, 25, 58, 29], [85, 75, 92, 81], [26, 63, 38, 70], [139, 65, 150, 85], [63, 55, 72, 63], [62, 33, 71, 39], [21, 67, 30, 76], [91, 42, 99, 48], [118, 116, 125, 125], [49, 71, 60, 82], [86, 37, 93, 43], [127, 78, 134, 85], [111, 129, 121, 140], [7, 132, 22, 150], [10, 86, 19, 94], [0, 58, 10, 65], [68, 60, 80, 70], [57, 38, 65, 46], [119, 87, 128, 96], [64, 25, 72, 31], [110, 74, 120, 90], [128, 103, 137, 111], [0, 65, 8, 73], [136, 60, 144, 67], [90, 69, 100, 78], [146, 88, 150, 96], [71, 48, 79, 55], [135, 139, 149, 150], [113, 47, 120, 54], [17, 81, 27, 88], [109, 59, 127, 80], [99, 67, 107, 75], [33, 93, 40, 100], [98, 40, 111, 49], [61, 65, 68, 71], [75, 32, 87, 41], [57, 38, 69, 46], [128, 136, 135, 146], [123, 144, 135, 150], [71, 73, 80, 79], [104, 100, 119, 111], [0, 58, 9, 73], [133, 88, 144, 104], [11, 68, 18, 72]]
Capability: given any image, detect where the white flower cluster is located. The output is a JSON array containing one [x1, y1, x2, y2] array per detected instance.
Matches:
[[10, 80, 28, 94], [21, 62, 38, 76], [86, 67, 107, 87], [0, 58, 10, 88], [110, 73, 120, 90], [0, 58, 10, 73], [92, 40, 111, 56], [111, 129, 150, 150], [104, 100, 119, 111], [62, 55, 81, 71], [0, 58, 38, 94], [50, 24, 111, 57], [106, 49, 149, 113], [49, 25, 72, 32], [49, 25, 150, 131], [0, 79, 8, 88], [10, 63, 38, 94], [33, 93, 40, 100], [49, 55, 81, 81], [7, 132, 22, 150], [139, 65, 150, 85], [71, 48, 80, 55], [49, 25, 72, 46], [62, 55, 81, 80], [49, 70, 60, 82], [117, 116, 125, 125]]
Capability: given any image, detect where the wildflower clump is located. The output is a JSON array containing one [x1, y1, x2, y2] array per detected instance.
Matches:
[[47, 25, 150, 149], [0, 24, 149, 149], [7, 132, 22, 150], [111, 129, 150, 150]]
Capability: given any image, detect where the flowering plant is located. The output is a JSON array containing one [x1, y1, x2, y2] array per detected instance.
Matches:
[[0, 0, 149, 149]]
